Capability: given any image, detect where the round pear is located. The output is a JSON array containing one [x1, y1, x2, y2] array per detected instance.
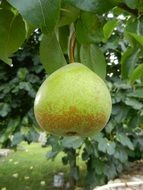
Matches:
[[34, 63, 112, 137]]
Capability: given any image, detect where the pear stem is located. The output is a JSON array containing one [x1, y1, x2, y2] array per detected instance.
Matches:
[[69, 32, 76, 63]]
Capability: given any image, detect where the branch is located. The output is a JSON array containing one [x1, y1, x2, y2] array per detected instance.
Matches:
[[118, 3, 138, 16]]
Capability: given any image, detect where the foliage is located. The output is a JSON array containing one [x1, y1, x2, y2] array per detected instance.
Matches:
[[1, 0, 143, 189], [0, 33, 44, 147], [46, 79, 143, 188]]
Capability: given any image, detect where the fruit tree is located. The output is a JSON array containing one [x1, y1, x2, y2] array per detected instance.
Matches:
[[0, 0, 143, 189]]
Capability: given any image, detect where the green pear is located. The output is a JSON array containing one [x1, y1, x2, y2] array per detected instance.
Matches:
[[34, 63, 112, 137]]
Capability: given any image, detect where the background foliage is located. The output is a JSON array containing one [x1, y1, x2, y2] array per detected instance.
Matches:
[[0, 0, 143, 189]]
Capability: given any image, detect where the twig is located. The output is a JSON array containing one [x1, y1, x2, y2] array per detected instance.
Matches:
[[69, 32, 76, 63]]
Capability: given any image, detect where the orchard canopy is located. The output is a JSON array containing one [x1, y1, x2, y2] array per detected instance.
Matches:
[[0, 0, 143, 82]]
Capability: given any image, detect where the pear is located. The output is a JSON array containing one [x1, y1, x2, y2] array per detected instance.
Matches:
[[34, 63, 112, 137]]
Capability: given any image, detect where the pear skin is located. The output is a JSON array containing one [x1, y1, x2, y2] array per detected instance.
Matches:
[[34, 63, 112, 137]]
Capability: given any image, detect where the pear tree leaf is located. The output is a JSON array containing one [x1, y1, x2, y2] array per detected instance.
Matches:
[[116, 133, 134, 150], [40, 33, 67, 74], [11, 132, 23, 146], [76, 12, 103, 44], [61, 136, 83, 149], [68, 0, 118, 14], [58, 3, 79, 26], [58, 26, 69, 54], [0, 9, 26, 65], [121, 47, 140, 79], [130, 64, 143, 84], [7, 0, 61, 33], [114, 148, 128, 162], [103, 19, 118, 41], [25, 21, 36, 39], [80, 44, 106, 79], [125, 97, 143, 110], [97, 137, 116, 155], [127, 32, 143, 48], [124, 0, 137, 9], [127, 88, 143, 98]]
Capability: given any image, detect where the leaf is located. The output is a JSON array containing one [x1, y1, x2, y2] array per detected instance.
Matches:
[[61, 136, 83, 149], [40, 33, 67, 74], [47, 150, 58, 159], [114, 148, 128, 162], [76, 12, 103, 44], [68, 0, 118, 14], [17, 68, 28, 80], [130, 64, 143, 84], [80, 44, 106, 79], [0, 103, 11, 117], [124, 0, 137, 9], [104, 163, 117, 179], [106, 141, 116, 155], [116, 133, 134, 150], [125, 97, 143, 110], [58, 3, 79, 26], [8, 0, 61, 33], [127, 88, 143, 98], [114, 105, 129, 123], [103, 19, 118, 41], [125, 17, 138, 33], [25, 21, 36, 39], [58, 26, 69, 53], [0, 9, 26, 65], [121, 47, 140, 79], [97, 137, 116, 155], [127, 32, 143, 48], [11, 132, 23, 146]]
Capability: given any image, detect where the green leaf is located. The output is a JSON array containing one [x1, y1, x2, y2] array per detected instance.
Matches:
[[25, 21, 36, 39], [7, 0, 61, 33], [116, 133, 134, 150], [0, 103, 11, 117], [127, 32, 143, 48], [97, 137, 116, 155], [58, 26, 69, 53], [127, 88, 143, 98], [114, 148, 128, 162], [17, 68, 28, 80], [62, 136, 83, 149], [106, 141, 116, 155], [68, 0, 118, 14], [0, 9, 26, 65], [47, 150, 58, 159], [121, 47, 140, 79], [125, 17, 138, 33], [104, 163, 117, 179], [80, 44, 106, 79], [58, 3, 79, 26], [124, 0, 137, 9], [11, 132, 23, 146], [103, 19, 118, 41], [125, 97, 143, 110], [76, 12, 103, 44], [130, 64, 143, 84], [40, 33, 67, 74], [0, 0, 13, 10]]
